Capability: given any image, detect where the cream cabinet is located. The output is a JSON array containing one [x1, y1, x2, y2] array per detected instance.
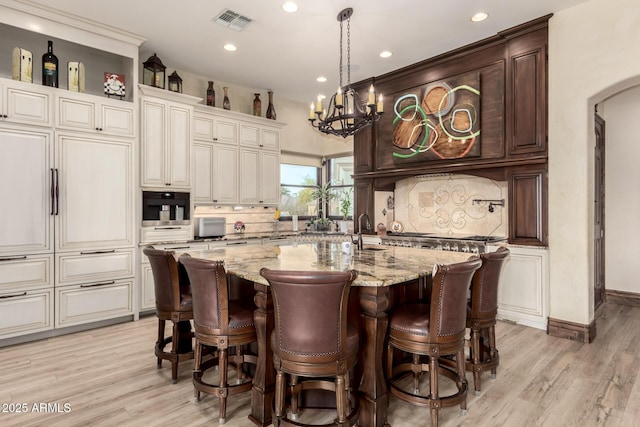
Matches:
[[0, 289, 54, 339], [140, 85, 201, 189], [488, 244, 549, 331], [239, 148, 281, 206], [139, 242, 208, 312], [0, 78, 52, 127], [239, 122, 280, 150], [56, 93, 135, 137], [193, 141, 239, 204], [56, 279, 133, 328], [194, 110, 238, 144]]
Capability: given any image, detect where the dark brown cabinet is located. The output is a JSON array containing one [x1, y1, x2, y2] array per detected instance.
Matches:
[[508, 166, 547, 246]]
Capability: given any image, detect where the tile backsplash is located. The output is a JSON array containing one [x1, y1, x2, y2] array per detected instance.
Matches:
[[194, 206, 288, 235], [375, 174, 507, 237]]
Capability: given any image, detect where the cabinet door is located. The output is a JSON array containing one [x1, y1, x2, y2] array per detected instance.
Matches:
[[260, 150, 280, 205], [0, 289, 54, 339], [56, 133, 133, 251], [2, 81, 52, 126], [261, 127, 280, 150], [240, 123, 260, 147], [193, 142, 214, 203], [141, 99, 166, 187], [140, 261, 155, 311], [57, 96, 96, 131], [239, 148, 259, 204], [167, 104, 191, 188], [194, 113, 215, 140], [215, 117, 239, 144], [214, 144, 239, 204], [0, 127, 52, 254], [100, 103, 134, 137], [56, 279, 133, 328]]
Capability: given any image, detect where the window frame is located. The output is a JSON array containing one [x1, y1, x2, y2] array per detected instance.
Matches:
[[279, 164, 322, 221]]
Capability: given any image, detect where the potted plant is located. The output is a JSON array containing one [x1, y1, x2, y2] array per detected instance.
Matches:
[[338, 188, 353, 233], [310, 182, 336, 224]]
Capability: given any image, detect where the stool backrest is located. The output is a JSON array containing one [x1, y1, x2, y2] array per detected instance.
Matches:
[[180, 255, 229, 333], [143, 245, 190, 312], [260, 268, 357, 361], [430, 257, 482, 342], [470, 247, 510, 318]]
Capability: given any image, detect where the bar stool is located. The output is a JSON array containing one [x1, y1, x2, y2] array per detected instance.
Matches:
[[180, 255, 257, 425], [386, 257, 482, 427], [259, 268, 359, 427], [466, 247, 510, 395], [143, 245, 194, 383]]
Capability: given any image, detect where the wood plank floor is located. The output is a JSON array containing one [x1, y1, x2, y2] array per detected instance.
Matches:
[[1, 302, 639, 426]]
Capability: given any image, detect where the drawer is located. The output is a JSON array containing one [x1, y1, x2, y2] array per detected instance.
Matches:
[[0, 254, 53, 292], [57, 249, 134, 285], [140, 226, 193, 244], [56, 279, 133, 328], [0, 289, 54, 339]]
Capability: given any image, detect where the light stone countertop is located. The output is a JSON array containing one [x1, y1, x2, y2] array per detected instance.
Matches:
[[183, 242, 472, 287]]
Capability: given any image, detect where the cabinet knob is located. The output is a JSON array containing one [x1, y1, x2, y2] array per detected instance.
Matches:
[[213, 199, 218, 202], [165, 183, 171, 186], [213, 137, 218, 141]]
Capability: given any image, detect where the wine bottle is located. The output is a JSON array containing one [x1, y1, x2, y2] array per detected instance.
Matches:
[[42, 40, 58, 88]]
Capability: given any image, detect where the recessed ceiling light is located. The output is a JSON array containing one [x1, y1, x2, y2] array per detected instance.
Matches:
[[379, 50, 392, 58], [316, 76, 327, 83], [224, 43, 237, 52], [282, 2, 298, 13], [471, 12, 488, 22]]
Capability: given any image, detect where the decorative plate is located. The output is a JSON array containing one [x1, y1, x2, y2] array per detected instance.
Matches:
[[390, 221, 403, 233]]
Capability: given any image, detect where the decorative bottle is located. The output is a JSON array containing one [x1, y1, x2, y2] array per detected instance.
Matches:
[[42, 40, 58, 88], [266, 90, 276, 120], [206, 81, 215, 107], [253, 93, 262, 116], [223, 87, 230, 110]]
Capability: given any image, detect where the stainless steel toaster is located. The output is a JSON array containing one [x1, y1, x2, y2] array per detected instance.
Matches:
[[194, 217, 226, 238]]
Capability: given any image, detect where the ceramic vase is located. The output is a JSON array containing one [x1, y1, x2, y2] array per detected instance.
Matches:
[[253, 93, 261, 116], [223, 87, 230, 110], [266, 90, 276, 120], [206, 81, 215, 107]]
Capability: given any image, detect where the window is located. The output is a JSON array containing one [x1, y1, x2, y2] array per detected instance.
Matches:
[[279, 164, 321, 218], [327, 156, 354, 220]]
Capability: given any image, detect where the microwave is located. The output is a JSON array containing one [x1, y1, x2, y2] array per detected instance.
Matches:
[[194, 217, 226, 238]]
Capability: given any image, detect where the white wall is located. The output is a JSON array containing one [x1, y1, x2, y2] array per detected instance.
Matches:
[[600, 86, 640, 293], [548, 0, 640, 324]]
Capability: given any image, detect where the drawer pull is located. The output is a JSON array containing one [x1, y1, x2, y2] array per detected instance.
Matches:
[[0, 256, 27, 262], [226, 241, 248, 246], [80, 281, 116, 288], [155, 227, 180, 230], [80, 250, 116, 255], [167, 246, 190, 250], [0, 292, 27, 299]]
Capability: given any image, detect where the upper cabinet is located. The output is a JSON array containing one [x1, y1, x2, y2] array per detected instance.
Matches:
[[0, 78, 52, 127], [56, 92, 135, 137], [240, 122, 280, 150], [140, 85, 201, 189], [194, 111, 238, 144]]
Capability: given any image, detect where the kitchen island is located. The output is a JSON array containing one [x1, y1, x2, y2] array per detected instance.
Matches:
[[184, 242, 471, 427]]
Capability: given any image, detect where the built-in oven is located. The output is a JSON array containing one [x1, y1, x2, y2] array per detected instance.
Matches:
[[142, 191, 190, 226]]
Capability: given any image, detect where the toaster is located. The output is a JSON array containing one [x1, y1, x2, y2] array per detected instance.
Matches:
[[194, 217, 226, 238]]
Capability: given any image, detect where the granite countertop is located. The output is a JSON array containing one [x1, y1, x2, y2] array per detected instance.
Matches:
[[183, 242, 471, 287]]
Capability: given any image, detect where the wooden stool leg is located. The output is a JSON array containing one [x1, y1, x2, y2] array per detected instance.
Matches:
[[171, 321, 179, 383], [429, 355, 440, 427], [489, 325, 498, 378], [290, 374, 299, 419], [457, 348, 468, 415], [235, 345, 244, 384], [274, 370, 286, 426], [193, 340, 202, 402], [471, 327, 482, 395], [412, 353, 421, 393], [218, 348, 228, 424], [336, 374, 347, 424], [157, 319, 165, 367]]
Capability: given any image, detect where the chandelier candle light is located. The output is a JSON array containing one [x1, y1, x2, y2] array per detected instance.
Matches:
[[309, 8, 383, 138]]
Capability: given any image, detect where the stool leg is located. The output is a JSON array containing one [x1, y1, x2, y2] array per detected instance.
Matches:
[[412, 353, 421, 394], [386, 343, 394, 380], [290, 375, 299, 419], [235, 345, 244, 384], [488, 325, 498, 378], [336, 373, 347, 424], [157, 319, 165, 368], [218, 348, 228, 424], [457, 348, 468, 415], [429, 355, 440, 427], [171, 321, 179, 383], [471, 327, 482, 395], [274, 370, 286, 426], [193, 340, 202, 402]]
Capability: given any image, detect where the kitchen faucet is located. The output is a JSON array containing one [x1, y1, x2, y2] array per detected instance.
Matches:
[[357, 213, 371, 250]]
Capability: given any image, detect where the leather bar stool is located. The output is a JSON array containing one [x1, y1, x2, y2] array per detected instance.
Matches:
[[386, 257, 482, 427], [180, 254, 257, 425], [143, 245, 194, 383], [259, 268, 359, 427], [465, 247, 510, 395]]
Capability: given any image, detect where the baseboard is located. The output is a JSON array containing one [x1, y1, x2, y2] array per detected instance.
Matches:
[[547, 317, 596, 343], [606, 289, 640, 307]]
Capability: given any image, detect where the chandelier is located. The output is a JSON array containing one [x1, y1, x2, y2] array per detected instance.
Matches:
[[308, 8, 383, 138]]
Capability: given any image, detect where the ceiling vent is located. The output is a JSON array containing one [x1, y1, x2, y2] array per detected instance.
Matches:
[[214, 9, 253, 31]]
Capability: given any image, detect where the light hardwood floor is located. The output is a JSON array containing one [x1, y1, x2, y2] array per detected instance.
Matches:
[[1, 302, 639, 426]]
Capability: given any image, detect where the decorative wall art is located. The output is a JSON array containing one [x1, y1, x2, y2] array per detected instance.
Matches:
[[104, 72, 125, 98], [388, 73, 481, 161], [11, 47, 33, 82], [67, 61, 85, 92]]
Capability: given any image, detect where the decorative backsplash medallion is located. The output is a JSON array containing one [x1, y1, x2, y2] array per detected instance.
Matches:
[[393, 174, 507, 236]]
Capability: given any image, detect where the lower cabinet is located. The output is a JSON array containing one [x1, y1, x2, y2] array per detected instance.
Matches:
[[0, 289, 54, 339], [56, 279, 133, 327], [488, 244, 549, 330]]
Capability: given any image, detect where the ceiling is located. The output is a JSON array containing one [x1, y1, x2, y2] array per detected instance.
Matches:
[[30, 0, 588, 105]]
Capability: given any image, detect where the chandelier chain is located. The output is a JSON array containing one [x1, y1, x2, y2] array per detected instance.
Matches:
[[339, 17, 343, 88], [347, 16, 351, 86]]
